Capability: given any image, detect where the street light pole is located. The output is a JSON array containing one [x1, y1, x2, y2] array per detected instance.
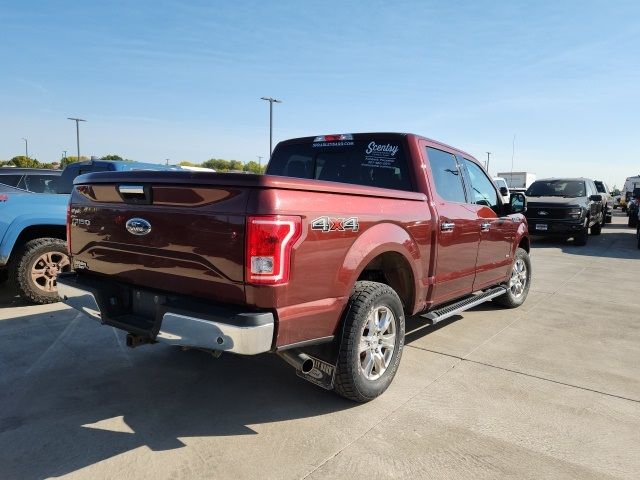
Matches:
[[257, 155, 263, 170], [260, 97, 282, 157], [67, 117, 86, 161], [21, 138, 28, 158], [486, 152, 491, 172]]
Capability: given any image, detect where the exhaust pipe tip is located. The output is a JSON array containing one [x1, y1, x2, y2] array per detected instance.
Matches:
[[300, 358, 314, 374], [278, 350, 315, 374]]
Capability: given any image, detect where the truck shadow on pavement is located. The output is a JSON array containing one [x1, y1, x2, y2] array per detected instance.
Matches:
[[0, 310, 355, 480]]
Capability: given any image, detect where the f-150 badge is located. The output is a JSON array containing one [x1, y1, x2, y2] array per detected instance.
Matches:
[[311, 216, 359, 232]]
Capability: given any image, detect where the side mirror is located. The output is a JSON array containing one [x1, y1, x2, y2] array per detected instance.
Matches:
[[499, 186, 509, 197], [509, 192, 527, 214], [590, 194, 603, 202]]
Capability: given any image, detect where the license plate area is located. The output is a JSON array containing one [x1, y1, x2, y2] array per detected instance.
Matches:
[[535, 224, 548, 231]]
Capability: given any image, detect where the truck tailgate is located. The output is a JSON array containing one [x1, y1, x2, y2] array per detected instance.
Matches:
[[69, 174, 250, 304]]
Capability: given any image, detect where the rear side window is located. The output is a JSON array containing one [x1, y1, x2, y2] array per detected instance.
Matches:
[[462, 159, 499, 208], [24, 174, 60, 194], [267, 137, 413, 191], [0, 174, 22, 188], [426, 147, 466, 203]]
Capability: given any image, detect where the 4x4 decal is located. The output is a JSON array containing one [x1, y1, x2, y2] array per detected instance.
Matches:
[[311, 216, 359, 232]]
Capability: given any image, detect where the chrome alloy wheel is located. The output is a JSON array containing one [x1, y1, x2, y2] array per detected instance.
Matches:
[[31, 252, 70, 292], [509, 258, 527, 298], [358, 306, 396, 381]]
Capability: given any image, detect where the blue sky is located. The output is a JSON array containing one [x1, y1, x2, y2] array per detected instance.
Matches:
[[1, 0, 639, 187]]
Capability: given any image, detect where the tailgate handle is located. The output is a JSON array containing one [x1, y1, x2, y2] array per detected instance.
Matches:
[[117, 184, 152, 204], [118, 185, 145, 195]]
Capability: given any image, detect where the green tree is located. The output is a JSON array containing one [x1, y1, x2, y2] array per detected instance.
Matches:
[[9, 156, 40, 168], [243, 161, 266, 174], [101, 154, 124, 161], [229, 160, 244, 171], [202, 159, 231, 171], [179, 161, 197, 167], [61, 156, 89, 167]]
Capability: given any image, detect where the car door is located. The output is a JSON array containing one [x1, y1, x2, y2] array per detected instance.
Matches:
[[585, 181, 600, 223], [422, 144, 480, 305], [459, 158, 514, 291]]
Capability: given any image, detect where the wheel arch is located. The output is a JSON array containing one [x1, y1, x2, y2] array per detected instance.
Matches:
[[2, 219, 66, 265], [339, 222, 424, 315]]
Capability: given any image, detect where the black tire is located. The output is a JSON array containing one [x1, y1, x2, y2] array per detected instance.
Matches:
[[591, 218, 602, 235], [629, 215, 638, 228], [334, 281, 405, 403], [574, 225, 589, 246], [637, 228, 640, 250], [8, 238, 70, 304], [605, 215, 612, 224], [493, 248, 531, 308]]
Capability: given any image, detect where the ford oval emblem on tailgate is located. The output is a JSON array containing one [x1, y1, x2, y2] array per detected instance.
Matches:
[[125, 218, 152, 236]]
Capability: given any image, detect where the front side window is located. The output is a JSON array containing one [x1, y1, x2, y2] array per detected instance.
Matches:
[[594, 181, 607, 194], [426, 147, 466, 203], [462, 159, 498, 208]]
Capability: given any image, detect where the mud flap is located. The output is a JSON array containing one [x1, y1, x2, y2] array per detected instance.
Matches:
[[296, 355, 336, 390]]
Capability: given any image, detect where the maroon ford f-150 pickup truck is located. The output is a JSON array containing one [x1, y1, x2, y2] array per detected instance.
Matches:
[[58, 133, 530, 402]]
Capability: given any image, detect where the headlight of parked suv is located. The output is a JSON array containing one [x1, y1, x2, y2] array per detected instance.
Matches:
[[568, 208, 583, 219]]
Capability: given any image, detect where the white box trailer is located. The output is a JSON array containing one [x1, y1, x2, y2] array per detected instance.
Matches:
[[497, 172, 536, 190], [623, 176, 640, 196]]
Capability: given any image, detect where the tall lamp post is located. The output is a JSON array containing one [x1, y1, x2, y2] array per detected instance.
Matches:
[[67, 117, 86, 161], [21, 138, 28, 158], [486, 152, 491, 172], [260, 97, 282, 157]]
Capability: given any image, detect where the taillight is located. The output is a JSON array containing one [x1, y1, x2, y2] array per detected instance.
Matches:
[[246, 216, 302, 285], [0, 194, 8, 202], [66, 203, 72, 254]]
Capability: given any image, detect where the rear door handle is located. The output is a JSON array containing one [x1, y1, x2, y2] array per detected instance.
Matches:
[[480, 222, 491, 232], [441, 222, 455, 232]]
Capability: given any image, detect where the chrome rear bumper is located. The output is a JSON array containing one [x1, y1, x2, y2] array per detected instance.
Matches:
[[57, 274, 274, 355]]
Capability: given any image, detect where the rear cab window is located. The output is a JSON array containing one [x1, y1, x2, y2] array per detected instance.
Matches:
[[267, 134, 414, 191], [24, 174, 61, 194]]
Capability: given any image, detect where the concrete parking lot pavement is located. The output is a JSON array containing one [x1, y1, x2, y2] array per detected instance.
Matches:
[[1, 213, 639, 479]]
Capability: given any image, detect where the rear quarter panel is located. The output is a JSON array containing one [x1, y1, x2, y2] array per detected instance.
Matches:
[[246, 187, 432, 347]]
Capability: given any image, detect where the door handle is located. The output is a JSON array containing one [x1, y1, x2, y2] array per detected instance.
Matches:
[[441, 222, 455, 232], [480, 222, 491, 232]]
